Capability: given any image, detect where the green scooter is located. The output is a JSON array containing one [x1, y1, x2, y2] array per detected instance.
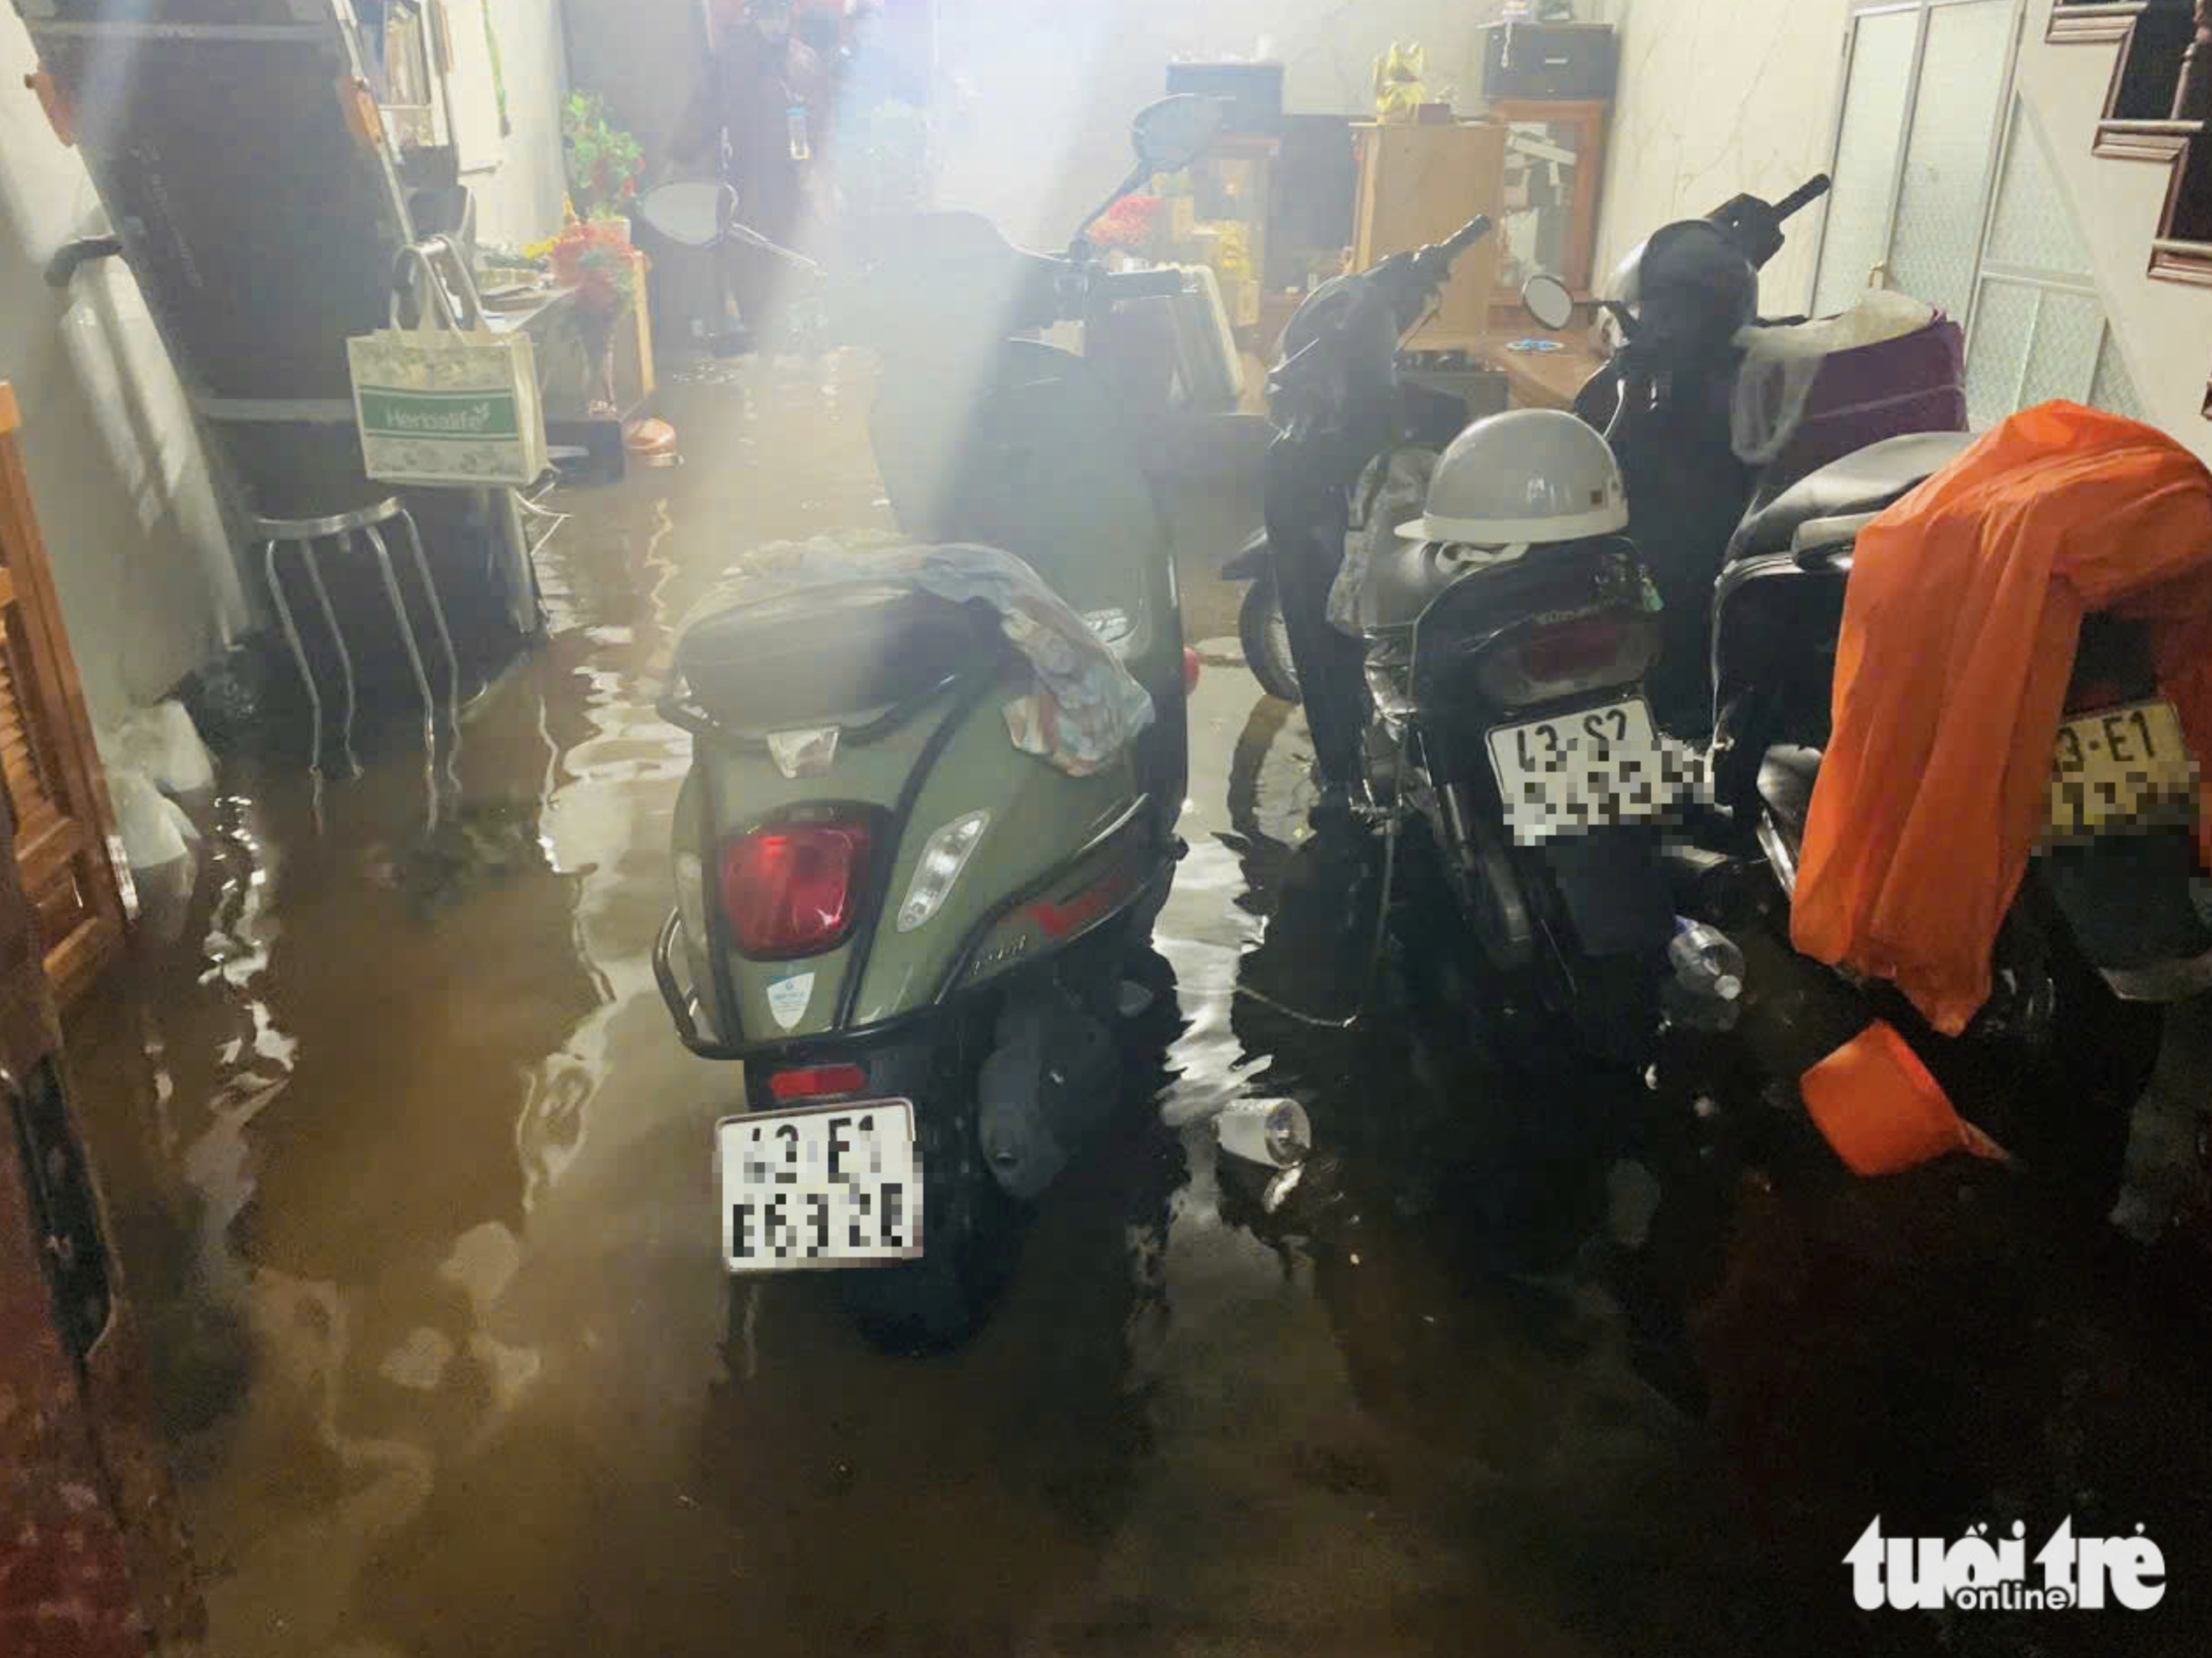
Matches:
[[653, 97, 1221, 1351]]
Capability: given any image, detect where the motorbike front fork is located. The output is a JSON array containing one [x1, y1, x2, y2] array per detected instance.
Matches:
[[1262, 452, 1368, 795]]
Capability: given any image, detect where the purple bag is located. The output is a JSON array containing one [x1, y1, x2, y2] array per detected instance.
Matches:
[[1735, 304, 1968, 498]]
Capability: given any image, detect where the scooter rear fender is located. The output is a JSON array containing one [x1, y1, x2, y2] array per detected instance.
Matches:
[[666, 671, 1155, 1054]]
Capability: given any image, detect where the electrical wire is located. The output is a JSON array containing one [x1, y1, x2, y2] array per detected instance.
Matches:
[[515, 487, 571, 560]]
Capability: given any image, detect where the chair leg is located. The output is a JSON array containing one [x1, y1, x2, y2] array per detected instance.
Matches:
[[363, 521, 443, 829], [394, 507, 463, 789], [262, 539, 324, 784], [296, 536, 360, 780]]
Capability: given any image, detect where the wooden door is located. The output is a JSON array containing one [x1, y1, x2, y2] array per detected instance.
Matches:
[[1351, 121, 1508, 354], [0, 384, 128, 1013], [0, 770, 201, 1653]]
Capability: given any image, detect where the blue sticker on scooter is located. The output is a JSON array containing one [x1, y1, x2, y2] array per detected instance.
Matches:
[[766, 970, 815, 1031]]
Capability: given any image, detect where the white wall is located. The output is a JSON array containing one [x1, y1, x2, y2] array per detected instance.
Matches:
[[0, 15, 246, 731], [2012, 0, 2212, 459], [462, 0, 571, 249], [933, 0, 1502, 250], [1588, 0, 1852, 314]]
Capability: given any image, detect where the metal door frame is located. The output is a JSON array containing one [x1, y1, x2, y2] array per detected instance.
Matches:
[[1810, 0, 2028, 338], [1968, 90, 2141, 412]]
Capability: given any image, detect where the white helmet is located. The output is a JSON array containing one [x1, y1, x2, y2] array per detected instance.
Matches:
[[1397, 408, 1628, 549]]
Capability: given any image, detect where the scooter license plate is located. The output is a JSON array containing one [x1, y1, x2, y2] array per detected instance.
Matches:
[[716, 1100, 923, 1272], [2048, 699, 2197, 839], [1486, 695, 1679, 845]]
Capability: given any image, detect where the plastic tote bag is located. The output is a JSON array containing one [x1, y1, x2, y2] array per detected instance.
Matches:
[[347, 240, 549, 488]]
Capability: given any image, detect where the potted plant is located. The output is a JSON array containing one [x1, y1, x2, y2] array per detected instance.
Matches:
[[562, 91, 645, 226]]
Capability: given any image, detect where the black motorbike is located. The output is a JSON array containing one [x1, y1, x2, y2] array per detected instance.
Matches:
[[1262, 217, 1677, 1065], [1583, 177, 2211, 1205], [1227, 359, 1488, 706]]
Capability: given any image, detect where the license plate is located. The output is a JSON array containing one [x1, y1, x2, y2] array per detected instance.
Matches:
[[1486, 695, 1694, 844], [717, 1099, 923, 1272], [2049, 698, 2198, 838]]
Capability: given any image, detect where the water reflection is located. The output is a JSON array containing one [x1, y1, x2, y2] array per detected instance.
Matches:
[[59, 360, 2212, 1658]]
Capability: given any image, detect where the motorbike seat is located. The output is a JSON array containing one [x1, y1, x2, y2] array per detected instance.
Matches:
[[1728, 431, 1976, 563], [674, 581, 1008, 730], [1757, 744, 1823, 833]]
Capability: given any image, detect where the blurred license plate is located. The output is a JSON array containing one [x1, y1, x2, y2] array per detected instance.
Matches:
[[2048, 699, 2196, 837], [717, 1100, 921, 1272], [1487, 695, 1678, 843]]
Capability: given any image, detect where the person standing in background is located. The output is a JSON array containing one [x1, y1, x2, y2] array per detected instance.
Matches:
[[671, 0, 826, 347]]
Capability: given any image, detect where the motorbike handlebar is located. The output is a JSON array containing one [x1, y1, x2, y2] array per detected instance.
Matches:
[[1094, 268, 1190, 301], [1438, 214, 1495, 260], [1412, 215, 1494, 280], [1392, 214, 1494, 323], [1772, 173, 1831, 224]]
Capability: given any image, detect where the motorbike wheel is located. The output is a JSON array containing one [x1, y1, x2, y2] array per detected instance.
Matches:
[[836, 1085, 1020, 1354], [1978, 904, 2163, 1222], [1239, 574, 1303, 704]]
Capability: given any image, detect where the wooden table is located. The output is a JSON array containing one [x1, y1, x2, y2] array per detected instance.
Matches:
[[1474, 327, 1606, 411]]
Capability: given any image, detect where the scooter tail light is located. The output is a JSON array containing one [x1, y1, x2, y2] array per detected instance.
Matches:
[[1473, 612, 1662, 708], [898, 811, 991, 934], [718, 820, 873, 959]]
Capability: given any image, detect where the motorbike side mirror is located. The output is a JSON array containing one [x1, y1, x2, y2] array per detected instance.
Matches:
[[637, 179, 731, 250], [1521, 273, 1575, 331], [1074, 96, 1226, 250], [1131, 94, 1224, 175]]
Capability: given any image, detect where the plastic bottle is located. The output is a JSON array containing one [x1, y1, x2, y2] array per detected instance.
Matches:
[[1664, 917, 1746, 1032], [786, 105, 811, 163]]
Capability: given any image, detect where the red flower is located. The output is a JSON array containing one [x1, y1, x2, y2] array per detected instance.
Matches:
[[1087, 194, 1165, 251], [551, 218, 637, 315]]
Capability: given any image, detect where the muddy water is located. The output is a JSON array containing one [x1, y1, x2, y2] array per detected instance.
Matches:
[[68, 359, 2212, 1658]]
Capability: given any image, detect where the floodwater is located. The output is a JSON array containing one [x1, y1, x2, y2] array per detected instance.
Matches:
[[68, 358, 2212, 1657]]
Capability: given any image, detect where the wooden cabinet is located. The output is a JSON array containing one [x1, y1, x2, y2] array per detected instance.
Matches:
[[1351, 121, 1508, 354], [1488, 98, 1610, 300], [0, 385, 127, 1012]]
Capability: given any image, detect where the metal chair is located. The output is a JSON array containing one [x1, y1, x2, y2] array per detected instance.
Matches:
[[256, 498, 459, 801]]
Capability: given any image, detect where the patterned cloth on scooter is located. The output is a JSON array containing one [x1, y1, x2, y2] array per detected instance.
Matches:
[[682, 530, 1154, 776], [1792, 402, 2212, 1034]]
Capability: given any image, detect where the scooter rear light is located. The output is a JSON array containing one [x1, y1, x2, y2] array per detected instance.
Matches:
[[1473, 612, 1661, 708], [767, 1063, 868, 1103], [719, 821, 872, 959]]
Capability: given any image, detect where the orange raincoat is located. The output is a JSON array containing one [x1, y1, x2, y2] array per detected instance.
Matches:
[[1792, 402, 2212, 1035]]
